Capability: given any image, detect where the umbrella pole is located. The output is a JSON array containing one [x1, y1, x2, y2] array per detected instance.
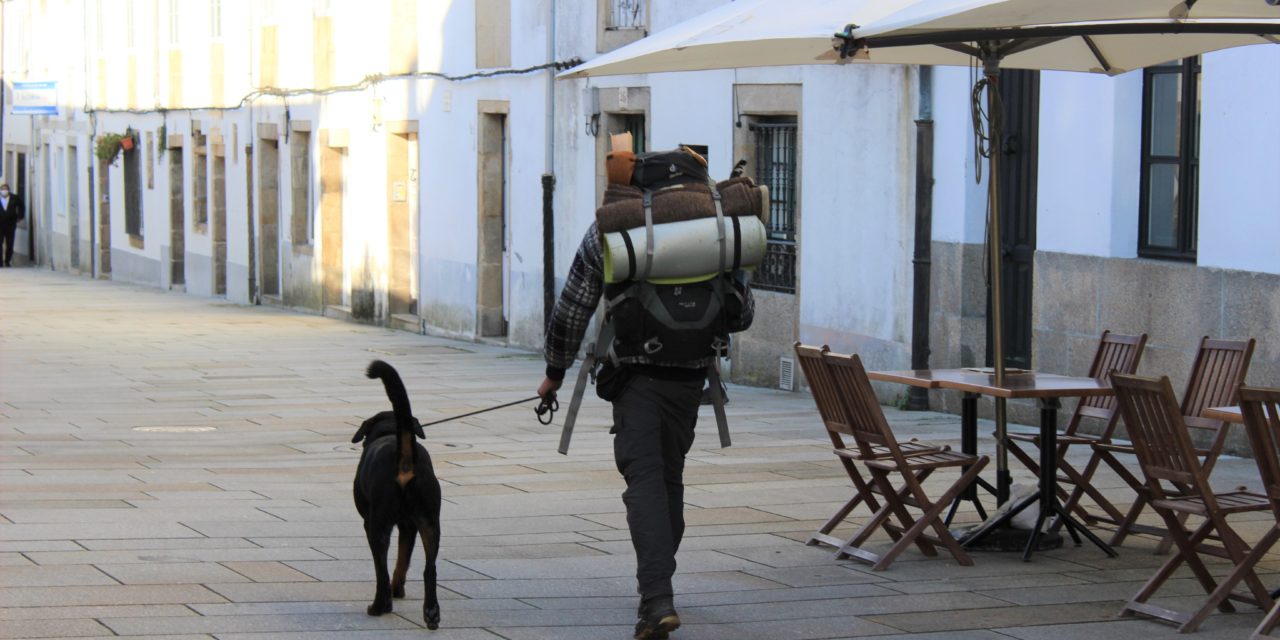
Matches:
[[981, 53, 1010, 505]]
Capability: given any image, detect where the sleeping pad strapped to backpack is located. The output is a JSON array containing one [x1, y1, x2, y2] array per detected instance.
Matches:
[[595, 147, 763, 366]]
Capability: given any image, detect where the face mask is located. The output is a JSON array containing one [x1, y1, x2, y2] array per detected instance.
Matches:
[[1, 191, 9, 197]]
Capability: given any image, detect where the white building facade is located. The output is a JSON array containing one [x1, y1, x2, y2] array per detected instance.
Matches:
[[4, 1, 1277, 443]]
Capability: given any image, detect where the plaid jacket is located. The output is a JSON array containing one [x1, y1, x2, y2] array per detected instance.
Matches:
[[543, 222, 755, 380]]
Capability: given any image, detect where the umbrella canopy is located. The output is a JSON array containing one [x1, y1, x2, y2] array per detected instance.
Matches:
[[561, 0, 1280, 78]]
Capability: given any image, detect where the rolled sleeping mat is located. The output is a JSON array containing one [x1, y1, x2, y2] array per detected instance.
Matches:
[[603, 215, 767, 284]]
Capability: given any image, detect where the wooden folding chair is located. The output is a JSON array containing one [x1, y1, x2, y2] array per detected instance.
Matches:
[[1098, 336, 1255, 548], [793, 343, 947, 551], [1005, 330, 1147, 528], [821, 351, 989, 571], [1110, 373, 1271, 632], [1236, 387, 1280, 640]]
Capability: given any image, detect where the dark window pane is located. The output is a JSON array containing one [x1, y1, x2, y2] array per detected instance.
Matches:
[[621, 114, 645, 154], [1149, 72, 1182, 157], [1146, 163, 1179, 248]]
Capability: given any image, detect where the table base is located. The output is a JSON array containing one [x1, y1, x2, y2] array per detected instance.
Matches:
[[955, 526, 1064, 552], [961, 492, 1119, 561]]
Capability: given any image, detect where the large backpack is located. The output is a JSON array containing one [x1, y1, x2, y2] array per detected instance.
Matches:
[[603, 274, 745, 365], [596, 146, 756, 366]]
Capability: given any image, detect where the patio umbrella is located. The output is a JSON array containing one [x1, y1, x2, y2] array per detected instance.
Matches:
[[561, 0, 1280, 511], [561, 0, 1280, 78]]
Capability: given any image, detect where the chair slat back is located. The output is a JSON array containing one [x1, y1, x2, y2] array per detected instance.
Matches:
[[1240, 386, 1280, 516], [1182, 336, 1255, 419], [1078, 330, 1148, 413], [794, 343, 855, 437], [822, 352, 895, 451], [1112, 373, 1204, 488]]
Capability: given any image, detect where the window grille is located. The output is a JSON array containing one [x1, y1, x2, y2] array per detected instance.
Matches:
[[124, 147, 143, 236], [751, 120, 798, 293], [192, 131, 208, 226], [607, 0, 645, 31]]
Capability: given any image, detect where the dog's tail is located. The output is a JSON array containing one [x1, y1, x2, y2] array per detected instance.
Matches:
[[366, 360, 418, 487]]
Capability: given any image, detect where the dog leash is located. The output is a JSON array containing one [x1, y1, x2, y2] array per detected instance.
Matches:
[[417, 395, 559, 428]]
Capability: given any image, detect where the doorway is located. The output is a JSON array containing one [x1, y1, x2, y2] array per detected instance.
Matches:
[[987, 69, 1040, 370], [96, 156, 110, 276], [212, 152, 227, 295], [169, 143, 185, 286], [258, 137, 280, 297], [477, 112, 507, 338], [387, 131, 418, 318], [245, 146, 257, 303], [68, 145, 80, 271], [320, 134, 345, 308]]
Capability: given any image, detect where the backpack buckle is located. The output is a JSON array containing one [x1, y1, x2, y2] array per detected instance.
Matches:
[[643, 338, 664, 355]]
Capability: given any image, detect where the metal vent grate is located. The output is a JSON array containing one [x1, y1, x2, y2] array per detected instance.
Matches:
[[778, 356, 795, 391]]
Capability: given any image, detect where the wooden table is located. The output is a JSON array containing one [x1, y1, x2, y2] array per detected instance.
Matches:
[[867, 368, 1118, 560]]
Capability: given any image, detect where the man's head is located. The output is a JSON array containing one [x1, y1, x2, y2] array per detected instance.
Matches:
[[0, 183, 10, 197]]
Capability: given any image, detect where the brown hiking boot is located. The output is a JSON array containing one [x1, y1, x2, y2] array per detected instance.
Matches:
[[634, 596, 680, 640]]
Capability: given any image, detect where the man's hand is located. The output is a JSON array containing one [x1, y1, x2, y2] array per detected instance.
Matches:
[[537, 376, 563, 400]]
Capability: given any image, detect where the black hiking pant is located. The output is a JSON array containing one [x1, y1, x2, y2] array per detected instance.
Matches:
[[610, 373, 704, 602], [0, 220, 16, 266]]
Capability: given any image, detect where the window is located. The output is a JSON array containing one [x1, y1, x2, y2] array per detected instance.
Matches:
[[125, 0, 135, 50], [475, 0, 511, 69], [211, 0, 222, 39], [618, 114, 645, 154], [1139, 57, 1199, 261], [193, 131, 208, 226], [291, 130, 313, 245], [169, 0, 179, 45], [97, 0, 106, 52], [607, 0, 645, 31], [750, 118, 798, 294], [598, 0, 645, 52], [124, 146, 143, 237]]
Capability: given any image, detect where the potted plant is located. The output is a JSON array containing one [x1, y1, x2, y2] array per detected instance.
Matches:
[[95, 132, 126, 165]]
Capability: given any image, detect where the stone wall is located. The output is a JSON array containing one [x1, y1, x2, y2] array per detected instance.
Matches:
[[1033, 251, 1280, 456], [913, 245, 1278, 455]]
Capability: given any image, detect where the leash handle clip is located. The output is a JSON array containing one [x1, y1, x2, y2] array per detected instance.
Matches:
[[535, 393, 559, 425]]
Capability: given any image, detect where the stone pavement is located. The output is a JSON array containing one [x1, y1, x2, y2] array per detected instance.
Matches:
[[1, 267, 1274, 639]]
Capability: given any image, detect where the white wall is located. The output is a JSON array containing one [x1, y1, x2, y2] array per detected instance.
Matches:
[[798, 63, 915, 352], [1198, 45, 1280, 275], [1037, 70, 1141, 259], [930, 65, 987, 246]]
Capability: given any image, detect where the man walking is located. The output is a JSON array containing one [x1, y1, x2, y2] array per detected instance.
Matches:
[[0, 183, 24, 267], [538, 145, 757, 639]]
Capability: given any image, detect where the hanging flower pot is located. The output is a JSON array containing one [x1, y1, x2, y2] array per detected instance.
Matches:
[[119, 134, 135, 151]]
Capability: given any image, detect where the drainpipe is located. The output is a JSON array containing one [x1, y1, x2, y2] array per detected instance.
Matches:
[[541, 0, 557, 327], [85, 3, 96, 279], [906, 65, 934, 411]]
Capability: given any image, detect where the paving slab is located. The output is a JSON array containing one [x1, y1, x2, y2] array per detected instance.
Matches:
[[0, 619, 113, 639], [4, 269, 1279, 639]]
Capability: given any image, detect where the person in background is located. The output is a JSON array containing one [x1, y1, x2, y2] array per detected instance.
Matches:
[[0, 183, 25, 267]]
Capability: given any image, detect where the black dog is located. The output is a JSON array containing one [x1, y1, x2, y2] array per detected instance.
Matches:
[[353, 360, 442, 629]]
